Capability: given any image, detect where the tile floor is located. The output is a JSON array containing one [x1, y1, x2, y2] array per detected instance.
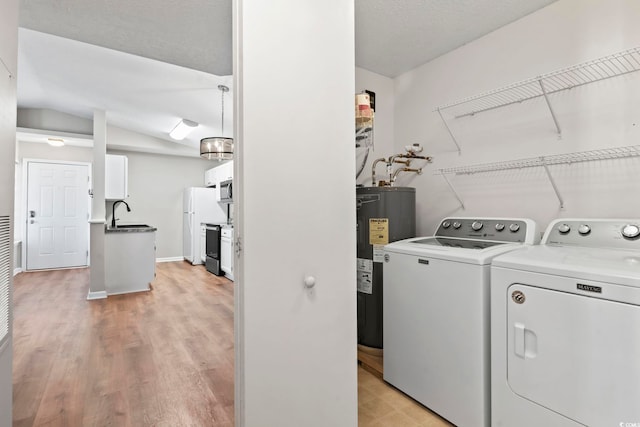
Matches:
[[358, 366, 453, 427]]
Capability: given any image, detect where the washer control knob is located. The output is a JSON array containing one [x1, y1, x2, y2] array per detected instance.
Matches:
[[453, 222, 461, 229], [558, 223, 571, 234], [578, 224, 591, 235], [471, 221, 483, 231], [509, 223, 520, 232], [442, 221, 451, 229], [622, 224, 640, 239], [495, 223, 505, 231]]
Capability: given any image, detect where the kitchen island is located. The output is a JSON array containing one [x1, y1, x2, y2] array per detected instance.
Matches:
[[105, 224, 156, 295]]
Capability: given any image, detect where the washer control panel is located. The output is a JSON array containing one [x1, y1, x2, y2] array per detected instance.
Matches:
[[544, 219, 640, 249], [436, 218, 532, 243]]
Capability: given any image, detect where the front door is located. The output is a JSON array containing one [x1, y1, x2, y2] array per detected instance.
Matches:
[[26, 161, 90, 270]]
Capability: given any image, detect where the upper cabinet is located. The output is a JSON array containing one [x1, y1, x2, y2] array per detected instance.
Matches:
[[205, 168, 216, 187], [204, 161, 233, 187], [105, 154, 128, 200], [219, 161, 233, 182]]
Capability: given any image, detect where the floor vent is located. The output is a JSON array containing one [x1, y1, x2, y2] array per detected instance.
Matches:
[[0, 216, 10, 345]]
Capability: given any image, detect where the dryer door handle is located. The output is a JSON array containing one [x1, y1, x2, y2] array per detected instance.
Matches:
[[514, 323, 538, 359]]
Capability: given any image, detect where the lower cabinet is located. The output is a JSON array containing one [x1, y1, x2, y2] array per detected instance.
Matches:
[[105, 230, 155, 295], [221, 227, 234, 281]]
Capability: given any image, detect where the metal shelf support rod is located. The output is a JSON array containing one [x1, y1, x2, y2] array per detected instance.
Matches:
[[440, 171, 465, 210], [437, 108, 462, 154], [538, 78, 562, 135], [541, 158, 564, 209]]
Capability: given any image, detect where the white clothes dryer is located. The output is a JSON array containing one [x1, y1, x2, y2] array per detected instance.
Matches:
[[383, 217, 539, 427], [491, 218, 640, 427]]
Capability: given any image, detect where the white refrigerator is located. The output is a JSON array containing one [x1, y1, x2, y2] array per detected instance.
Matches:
[[183, 187, 226, 265]]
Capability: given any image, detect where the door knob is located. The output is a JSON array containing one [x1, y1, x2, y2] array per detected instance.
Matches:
[[29, 210, 36, 218]]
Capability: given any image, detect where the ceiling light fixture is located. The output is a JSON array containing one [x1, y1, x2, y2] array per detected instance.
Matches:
[[47, 138, 65, 147], [201, 84, 233, 161], [169, 118, 198, 140]]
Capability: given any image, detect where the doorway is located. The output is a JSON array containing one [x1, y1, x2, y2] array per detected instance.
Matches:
[[25, 160, 91, 270]]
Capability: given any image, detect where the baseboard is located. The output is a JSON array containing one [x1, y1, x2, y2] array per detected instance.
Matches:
[[13, 268, 22, 276], [86, 290, 107, 300], [156, 257, 184, 263]]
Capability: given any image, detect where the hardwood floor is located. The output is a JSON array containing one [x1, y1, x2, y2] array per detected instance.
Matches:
[[13, 261, 452, 427], [358, 366, 453, 427], [12, 262, 234, 427]]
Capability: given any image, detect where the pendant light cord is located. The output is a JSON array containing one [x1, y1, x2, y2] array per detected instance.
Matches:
[[218, 84, 229, 136]]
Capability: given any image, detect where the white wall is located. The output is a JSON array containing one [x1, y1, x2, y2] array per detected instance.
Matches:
[[0, 0, 18, 423], [107, 125, 201, 158], [355, 68, 395, 187], [107, 150, 214, 259], [234, 0, 357, 426], [17, 108, 93, 134], [394, 0, 640, 235]]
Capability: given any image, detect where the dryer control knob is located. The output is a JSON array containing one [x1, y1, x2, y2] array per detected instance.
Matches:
[[442, 221, 451, 229], [558, 223, 571, 234], [578, 224, 591, 235], [471, 221, 483, 231], [495, 223, 505, 231], [509, 223, 520, 232], [453, 222, 461, 229], [622, 224, 640, 239]]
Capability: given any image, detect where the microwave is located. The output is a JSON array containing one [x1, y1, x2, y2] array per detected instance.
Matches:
[[219, 179, 233, 203]]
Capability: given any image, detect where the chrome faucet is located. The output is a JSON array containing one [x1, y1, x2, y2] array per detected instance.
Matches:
[[111, 200, 131, 228]]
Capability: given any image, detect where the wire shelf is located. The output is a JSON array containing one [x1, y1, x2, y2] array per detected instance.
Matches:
[[436, 47, 640, 118], [437, 145, 640, 175]]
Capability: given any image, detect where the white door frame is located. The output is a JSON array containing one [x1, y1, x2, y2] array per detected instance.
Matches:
[[21, 158, 93, 271]]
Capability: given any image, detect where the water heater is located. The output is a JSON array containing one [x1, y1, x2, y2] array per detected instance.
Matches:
[[356, 186, 415, 349]]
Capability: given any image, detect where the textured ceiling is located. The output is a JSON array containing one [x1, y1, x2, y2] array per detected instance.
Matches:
[[355, 0, 558, 77], [19, 0, 558, 78], [16, 0, 559, 155], [19, 0, 233, 76]]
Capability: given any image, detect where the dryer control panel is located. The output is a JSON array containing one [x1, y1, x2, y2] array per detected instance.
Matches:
[[436, 218, 537, 244], [544, 218, 640, 249]]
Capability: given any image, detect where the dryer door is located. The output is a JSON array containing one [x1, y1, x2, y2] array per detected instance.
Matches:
[[507, 283, 640, 426]]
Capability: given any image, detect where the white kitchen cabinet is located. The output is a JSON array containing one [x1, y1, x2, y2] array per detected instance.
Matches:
[[105, 154, 128, 200], [204, 167, 216, 187], [200, 223, 207, 263], [204, 161, 233, 188], [105, 228, 155, 295], [220, 227, 234, 281], [219, 160, 233, 182]]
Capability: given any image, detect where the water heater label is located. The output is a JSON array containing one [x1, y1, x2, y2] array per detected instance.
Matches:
[[357, 258, 373, 294], [369, 218, 389, 245], [372, 245, 385, 263]]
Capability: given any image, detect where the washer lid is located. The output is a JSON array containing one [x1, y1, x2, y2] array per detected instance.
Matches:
[[411, 236, 506, 250], [492, 245, 640, 287], [384, 236, 528, 265]]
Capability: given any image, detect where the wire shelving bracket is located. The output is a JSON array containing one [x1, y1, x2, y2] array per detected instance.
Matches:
[[436, 145, 640, 209], [434, 47, 640, 149]]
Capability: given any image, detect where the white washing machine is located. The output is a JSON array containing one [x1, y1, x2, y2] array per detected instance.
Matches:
[[383, 217, 539, 427], [491, 218, 640, 427]]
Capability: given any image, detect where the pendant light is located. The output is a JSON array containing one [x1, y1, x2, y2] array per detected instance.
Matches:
[[201, 84, 234, 160]]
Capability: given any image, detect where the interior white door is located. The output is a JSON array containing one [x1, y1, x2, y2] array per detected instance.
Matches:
[[26, 162, 89, 270]]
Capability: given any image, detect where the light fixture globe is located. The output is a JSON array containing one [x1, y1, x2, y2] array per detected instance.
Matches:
[[201, 84, 234, 160], [200, 137, 234, 160]]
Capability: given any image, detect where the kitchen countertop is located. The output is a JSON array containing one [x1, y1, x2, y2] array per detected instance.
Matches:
[[105, 224, 157, 233]]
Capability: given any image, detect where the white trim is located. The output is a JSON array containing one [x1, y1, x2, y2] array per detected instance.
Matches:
[[88, 219, 106, 224], [23, 159, 92, 271], [12, 268, 21, 277], [86, 290, 107, 300], [156, 257, 184, 263], [106, 287, 150, 296]]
